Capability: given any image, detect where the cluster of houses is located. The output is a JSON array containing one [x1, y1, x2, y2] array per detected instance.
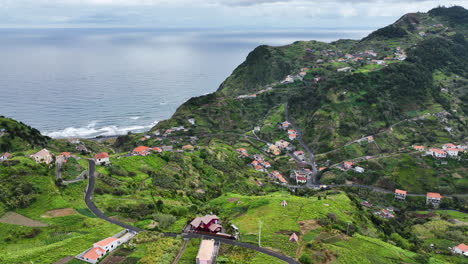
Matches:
[[250, 154, 271, 172], [413, 143, 467, 158], [269, 170, 287, 184], [153, 125, 188, 137]]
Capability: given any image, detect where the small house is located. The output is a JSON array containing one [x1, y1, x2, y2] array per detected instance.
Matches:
[[343, 161, 354, 170], [31, 149, 53, 164], [0, 152, 10, 161], [196, 239, 216, 264], [82, 237, 120, 264], [442, 143, 456, 150], [188, 118, 196, 125], [452, 243, 468, 256], [296, 176, 307, 184], [426, 192, 442, 207], [367, 136, 374, 143], [132, 146, 150, 156], [288, 134, 297, 141], [190, 215, 222, 233], [394, 189, 407, 200], [289, 233, 299, 243], [413, 145, 425, 151], [294, 151, 305, 161], [275, 140, 290, 150], [182, 145, 195, 151], [268, 144, 281, 156], [279, 121, 291, 130], [152, 147, 162, 153], [427, 148, 447, 158], [446, 148, 463, 157], [94, 152, 110, 165]]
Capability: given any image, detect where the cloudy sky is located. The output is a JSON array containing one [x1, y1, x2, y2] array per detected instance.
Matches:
[[0, 0, 467, 28]]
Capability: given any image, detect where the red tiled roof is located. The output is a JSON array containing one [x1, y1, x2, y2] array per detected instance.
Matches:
[[455, 243, 468, 252], [444, 143, 456, 148], [319, 167, 327, 171], [395, 189, 407, 195], [83, 247, 105, 261], [296, 176, 307, 181], [430, 148, 446, 154], [152, 147, 162, 152], [94, 237, 118, 247], [254, 165, 263, 170], [413, 145, 425, 149], [61, 152, 71, 157], [2, 152, 11, 158], [94, 152, 109, 159], [344, 161, 354, 166], [133, 146, 150, 153], [427, 192, 442, 199]]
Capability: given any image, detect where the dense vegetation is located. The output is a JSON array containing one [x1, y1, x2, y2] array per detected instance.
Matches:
[[0, 116, 50, 152]]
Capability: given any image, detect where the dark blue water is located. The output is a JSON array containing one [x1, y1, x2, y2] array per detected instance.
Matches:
[[0, 28, 370, 138]]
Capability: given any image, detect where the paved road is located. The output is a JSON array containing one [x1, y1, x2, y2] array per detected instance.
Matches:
[[284, 102, 318, 185], [84, 160, 299, 264]]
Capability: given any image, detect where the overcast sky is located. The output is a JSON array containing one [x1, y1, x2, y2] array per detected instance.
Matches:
[[0, 0, 467, 28]]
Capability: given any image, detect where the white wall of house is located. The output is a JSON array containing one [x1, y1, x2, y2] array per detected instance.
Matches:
[[95, 157, 110, 165]]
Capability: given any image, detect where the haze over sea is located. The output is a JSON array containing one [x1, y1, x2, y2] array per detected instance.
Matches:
[[0, 28, 369, 138]]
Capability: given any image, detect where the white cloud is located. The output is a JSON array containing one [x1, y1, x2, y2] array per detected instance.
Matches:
[[1, 0, 467, 27]]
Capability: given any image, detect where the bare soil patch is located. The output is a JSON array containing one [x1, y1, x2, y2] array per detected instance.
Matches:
[[298, 219, 320, 234], [0, 212, 48, 227], [41, 208, 77, 218], [228, 197, 239, 203]]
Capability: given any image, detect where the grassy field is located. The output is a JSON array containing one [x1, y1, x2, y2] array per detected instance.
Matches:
[[209, 191, 376, 257], [325, 234, 418, 264], [0, 159, 123, 263]]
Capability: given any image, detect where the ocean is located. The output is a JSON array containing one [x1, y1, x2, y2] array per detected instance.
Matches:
[[0, 28, 370, 138]]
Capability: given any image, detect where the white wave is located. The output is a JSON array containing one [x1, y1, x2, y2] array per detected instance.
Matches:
[[45, 120, 159, 139], [129, 116, 141, 120]]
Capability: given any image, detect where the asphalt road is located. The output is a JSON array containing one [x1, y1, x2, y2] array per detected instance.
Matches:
[[84, 159, 300, 264]]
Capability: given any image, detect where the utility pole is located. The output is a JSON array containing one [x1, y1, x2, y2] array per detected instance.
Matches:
[[258, 220, 262, 247], [346, 222, 351, 236]]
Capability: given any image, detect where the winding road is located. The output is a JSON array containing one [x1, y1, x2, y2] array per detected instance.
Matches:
[[84, 159, 300, 264]]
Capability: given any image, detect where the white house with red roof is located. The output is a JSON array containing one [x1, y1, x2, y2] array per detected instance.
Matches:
[[94, 152, 110, 165], [152, 147, 162, 153], [288, 134, 297, 141], [426, 192, 442, 207], [0, 152, 10, 161], [446, 148, 464, 157], [426, 148, 447, 158], [442, 143, 456, 150], [279, 121, 291, 130], [81, 237, 120, 263], [452, 243, 468, 256], [132, 146, 150, 156], [394, 189, 407, 200], [293, 151, 306, 161], [413, 145, 425, 151]]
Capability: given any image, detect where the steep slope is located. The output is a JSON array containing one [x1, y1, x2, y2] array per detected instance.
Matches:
[[0, 116, 50, 152]]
